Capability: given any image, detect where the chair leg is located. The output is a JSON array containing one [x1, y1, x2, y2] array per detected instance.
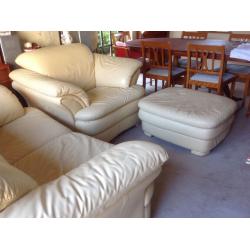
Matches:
[[222, 83, 230, 97], [155, 79, 158, 92], [162, 80, 165, 89], [246, 99, 250, 117], [244, 78, 250, 100], [143, 75, 146, 89], [150, 78, 152, 86], [230, 80, 236, 98]]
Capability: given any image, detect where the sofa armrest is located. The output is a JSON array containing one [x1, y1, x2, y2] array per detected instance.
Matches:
[[94, 53, 142, 88], [10, 69, 90, 109], [0, 141, 168, 218]]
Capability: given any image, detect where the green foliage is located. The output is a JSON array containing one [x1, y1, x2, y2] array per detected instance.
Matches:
[[97, 31, 118, 54]]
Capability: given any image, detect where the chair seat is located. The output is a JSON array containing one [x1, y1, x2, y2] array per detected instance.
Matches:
[[146, 67, 186, 78], [226, 63, 250, 75], [190, 72, 236, 84], [178, 58, 198, 68]]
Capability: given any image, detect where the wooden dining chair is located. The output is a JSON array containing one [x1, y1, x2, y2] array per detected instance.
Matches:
[[141, 41, 186, 91], [186, 44, 237, 96], [140, 31, 169, 39], [226, 33, 250, 104], [181, 31, 208, 40], [178, 32, 208, 69], [112, 32, 132, 58]]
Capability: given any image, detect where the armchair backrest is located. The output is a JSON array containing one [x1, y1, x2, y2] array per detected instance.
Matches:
[[15, 43, 96, 91]]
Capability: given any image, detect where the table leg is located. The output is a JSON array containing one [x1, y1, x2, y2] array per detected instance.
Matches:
[[247, 99, 250, 117]]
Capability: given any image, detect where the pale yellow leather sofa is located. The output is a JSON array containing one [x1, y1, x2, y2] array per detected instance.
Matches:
[[0, 86, 168, 217], [10, 43, 144, 141]]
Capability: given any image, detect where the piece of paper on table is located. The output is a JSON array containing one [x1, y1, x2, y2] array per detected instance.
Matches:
[[230, 43, 250, 61]]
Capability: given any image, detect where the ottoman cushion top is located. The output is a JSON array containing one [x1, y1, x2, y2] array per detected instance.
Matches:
[[138, 88, 237, 129]]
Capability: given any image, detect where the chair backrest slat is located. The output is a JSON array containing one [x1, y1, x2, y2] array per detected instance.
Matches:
[[229, 33, 250, 42], [182, 31, 208, 40], [186, 44, 227, 94], [187, 44, 226, 87], [141, 41, 172, 69], [141, 41, 173, 85], [187, 44, 225, 73]]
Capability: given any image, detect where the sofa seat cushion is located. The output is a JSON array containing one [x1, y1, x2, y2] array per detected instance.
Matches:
[[0, 86, 24, 126], [138, 87, 237, 129], [0, 154, 38, 211], [0, 107, 70, 164], [14, 132, 112, 185], [15, 43, 96, 91], [75, 85, 144, 121]]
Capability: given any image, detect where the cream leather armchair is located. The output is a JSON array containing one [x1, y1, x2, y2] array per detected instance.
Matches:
[[10, 43, 144, 141], [0, 86, 168, 217]]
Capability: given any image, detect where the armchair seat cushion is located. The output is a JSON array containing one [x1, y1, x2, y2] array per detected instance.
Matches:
[[75, 85, 144, 121]]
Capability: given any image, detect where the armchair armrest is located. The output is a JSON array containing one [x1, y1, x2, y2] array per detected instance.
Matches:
[[94, 53, 142, 88], [0, 141, 168, 218], [10, 69, 90, 109]]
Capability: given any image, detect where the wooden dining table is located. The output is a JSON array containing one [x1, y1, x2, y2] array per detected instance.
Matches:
[[126, 37, 250, 62], [126, 37, 250, 100]]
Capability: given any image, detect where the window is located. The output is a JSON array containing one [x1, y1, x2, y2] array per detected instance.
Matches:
[[97, 31, 118, 54]]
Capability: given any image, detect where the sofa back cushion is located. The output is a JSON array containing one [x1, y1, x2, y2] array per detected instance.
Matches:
[[0, 154, 38, 211], [15, 43, 96, 91], [0, 86, 24, 126]]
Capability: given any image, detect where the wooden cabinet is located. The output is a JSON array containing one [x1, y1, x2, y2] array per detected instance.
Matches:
[[0, 63, 11, 88]]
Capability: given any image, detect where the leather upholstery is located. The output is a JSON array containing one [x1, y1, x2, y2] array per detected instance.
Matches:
[[1, 141, 167, 218], [0, 108, 70, 164], [139, 87, 237, 129], [15, 43, 96, 91], [76, 86, 144, 121], [10, 69, 90, 108], [0, 86, 168, 217], [11, 43, 144, 141], [0, 85, 24, 126], [139, 88, 237, 156], [94, 53, 142, 88], [0, 154, 37, 211]]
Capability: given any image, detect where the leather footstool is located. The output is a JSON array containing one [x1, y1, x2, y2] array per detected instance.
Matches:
[[138, 88, 237, 156]]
